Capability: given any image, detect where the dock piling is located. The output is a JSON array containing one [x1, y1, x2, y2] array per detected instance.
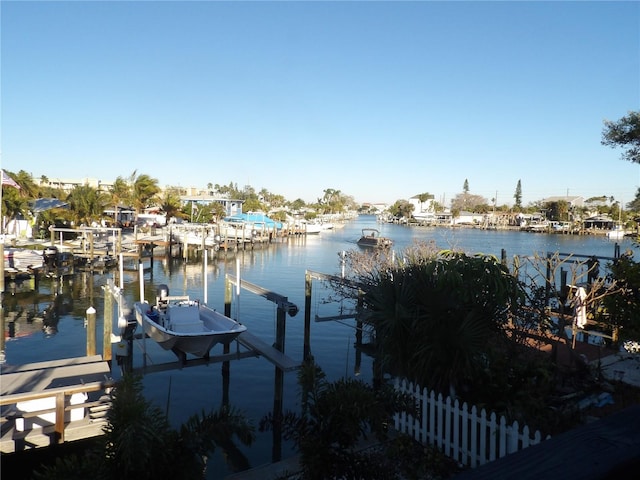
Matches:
[[86, 306, 97, 356]]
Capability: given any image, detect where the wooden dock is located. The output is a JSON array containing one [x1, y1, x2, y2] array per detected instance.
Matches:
[[0, 355, 113, 454], [454, 404, 640, 479], [237, 331, 300, 372]]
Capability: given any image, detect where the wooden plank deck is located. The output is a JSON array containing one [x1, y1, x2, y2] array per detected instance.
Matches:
[[454, 404, 640, 479], [1, 356, 113, 454], [0, 355, 105, 377], [236, 331, 300, 372], [134, 235, 172, 248], [1, 355, 111, 396]]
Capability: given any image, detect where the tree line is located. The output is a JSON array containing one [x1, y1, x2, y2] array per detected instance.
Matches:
[[0, 170, 360, 235], [4, 111, 638, 231]]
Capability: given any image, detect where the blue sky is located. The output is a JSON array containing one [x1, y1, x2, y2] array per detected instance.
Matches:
[[1, 1, 639, 207]]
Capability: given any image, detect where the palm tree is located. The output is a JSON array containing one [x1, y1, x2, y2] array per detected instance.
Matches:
[[128, 172, 160, 221], [13, 170, 39, 198], [321, 188, 342, 214], [108, 176, 131, 227], [242, 197, 264, 213], [416, 192, 433, 214], [2, 170, 29, 228], [210, 201, 226, 222], [159, 189, 182, 223], [66, 184, 109, 226], [1, 186, 29, 234]]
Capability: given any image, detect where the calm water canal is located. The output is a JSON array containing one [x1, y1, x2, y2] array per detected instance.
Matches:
[[2, 215, 637, 477]]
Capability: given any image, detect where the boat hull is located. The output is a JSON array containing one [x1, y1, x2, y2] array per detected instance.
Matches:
[[134, 301, 246, 358], [357, 228, 393, 248], [607, 227, 625, 240]]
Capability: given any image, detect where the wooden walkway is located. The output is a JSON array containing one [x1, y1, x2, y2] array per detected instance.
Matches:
[[237, 331, 300, 371], [0, 355, 113, 454], [454, 404, 640, 479]]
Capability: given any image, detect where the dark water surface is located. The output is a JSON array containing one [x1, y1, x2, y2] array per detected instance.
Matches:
[[2, 215, 637, 477]]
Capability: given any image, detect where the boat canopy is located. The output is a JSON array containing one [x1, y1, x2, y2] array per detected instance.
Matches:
[[223, 212, 283, 229]]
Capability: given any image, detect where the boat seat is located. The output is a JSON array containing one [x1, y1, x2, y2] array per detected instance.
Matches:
[[168, 304, 204, 333]]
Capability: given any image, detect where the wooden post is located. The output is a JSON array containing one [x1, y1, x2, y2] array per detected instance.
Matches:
[[224, 275, 233, 318], [86, 306, 97, 356], [103, 290, 113, 365], [272, 303, 286, 462], [222, 276, 233, 406], [0, 299, 5, 364], [138, 260, 144, 302], [304, 272, 312, 361], [355, 291, 363, 376], [89, 231, 95, 264], [275, 303, 286, 353], [545, 252, 552, 307], [243, 224, 248, 250], [203, 249, 208, 305], [0, 243, 4, 294], [102, 298, 113, 366], [117, 228, 122, 257], [55, 392, 65, 444]]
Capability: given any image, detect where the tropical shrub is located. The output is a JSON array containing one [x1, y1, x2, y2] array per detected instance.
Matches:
[[33, 374, 254, 480], [260, 359, 417, 480], [362, 250, 524, 397], [597, 251, 640, 341]]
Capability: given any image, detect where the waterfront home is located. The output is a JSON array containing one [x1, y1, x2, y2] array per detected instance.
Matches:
[[583, 215, 615, 230]]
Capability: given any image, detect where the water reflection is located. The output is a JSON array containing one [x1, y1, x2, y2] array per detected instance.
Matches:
[[2, 277, 78, 340]]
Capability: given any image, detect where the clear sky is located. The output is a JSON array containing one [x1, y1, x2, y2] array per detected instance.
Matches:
[[1, 0, 639, 207]]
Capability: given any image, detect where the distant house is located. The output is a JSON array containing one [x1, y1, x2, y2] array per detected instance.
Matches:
[[583, 215, 615, 230], [360, 202, 389, 213], [37, 177, 112, 193], [179, 195, 244, 217], [408, 194, 436, 215], [453, 211, 485, 225], [542, 195, 585, 208], [515, 212, 546, 227], [103, 205, 135, 227]]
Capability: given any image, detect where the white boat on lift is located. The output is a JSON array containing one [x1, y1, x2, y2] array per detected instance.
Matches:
[[607, 225, 626, 240], [133, 285, 246, 362]]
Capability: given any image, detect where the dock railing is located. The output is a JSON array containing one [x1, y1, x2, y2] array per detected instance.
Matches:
[[1, 379, 114, 451]]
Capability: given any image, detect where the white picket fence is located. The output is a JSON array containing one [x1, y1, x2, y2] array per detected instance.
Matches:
[[393, 378, 549, 468]]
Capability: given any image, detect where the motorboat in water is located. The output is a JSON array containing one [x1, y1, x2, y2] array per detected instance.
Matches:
[[356, 228, 393, 248], [133, 285, 246, 362]]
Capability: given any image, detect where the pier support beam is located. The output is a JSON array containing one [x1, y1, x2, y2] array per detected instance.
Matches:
[[86, 306, 96, 356], [304, 272, 312, 361], [103, 286, 114, 365], [272, 304, 286, 462]]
